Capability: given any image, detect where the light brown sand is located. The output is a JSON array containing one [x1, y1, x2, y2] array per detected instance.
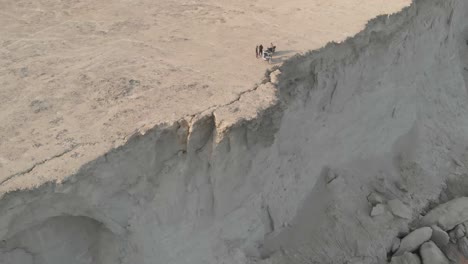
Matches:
[[0, 0, 409, 184]]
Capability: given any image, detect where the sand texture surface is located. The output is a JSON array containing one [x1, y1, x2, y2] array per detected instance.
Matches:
[[0, 0, 408, 187]]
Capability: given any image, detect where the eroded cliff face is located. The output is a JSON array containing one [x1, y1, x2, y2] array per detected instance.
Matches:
[[1, 0, 468, 263]]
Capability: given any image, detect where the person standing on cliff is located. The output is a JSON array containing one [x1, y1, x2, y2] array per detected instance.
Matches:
[[259, 44, 263, 58]]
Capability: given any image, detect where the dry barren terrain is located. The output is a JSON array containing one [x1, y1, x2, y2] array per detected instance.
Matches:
[[0, 0, 408, 188]]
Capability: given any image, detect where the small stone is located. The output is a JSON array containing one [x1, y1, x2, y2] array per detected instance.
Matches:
[[455, 224, 466, 238], [371, 204, 385, 217], [458, 237, 468, 258], [388, 199, 412, 219], [395, 227, 433, 256], [420, 197, 468, 230], [420, 241, 449, 264], [390, 252, 421, 264], [431, 225, 450, 248], [392, 238, 401, 253], [367, 192, 384, 205]]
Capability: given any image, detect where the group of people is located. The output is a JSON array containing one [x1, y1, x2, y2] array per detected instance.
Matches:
[[255, 43, 276, 59]]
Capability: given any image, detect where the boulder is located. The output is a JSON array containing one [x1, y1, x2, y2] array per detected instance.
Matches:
[[388, 199, 412, 219], [420, 241, 449, 264], [390, 252, 421, 264], [395, 227, 432, 256], [371, 204, 385, 217], [458, 237, 468, 258], [420, 197, 468, 230], [431, 225, 450, 248]]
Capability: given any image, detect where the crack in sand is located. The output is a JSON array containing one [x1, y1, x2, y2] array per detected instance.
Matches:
[[2, 142, 98, 185]]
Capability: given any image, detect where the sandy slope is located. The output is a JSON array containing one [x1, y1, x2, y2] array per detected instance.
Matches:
[[0, 0, 409, 184]]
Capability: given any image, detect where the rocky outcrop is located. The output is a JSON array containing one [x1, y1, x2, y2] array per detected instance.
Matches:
[[388, 197, 468, 264]]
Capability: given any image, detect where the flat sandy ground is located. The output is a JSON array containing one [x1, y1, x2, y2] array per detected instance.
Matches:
[[0, 0, 409, 187]]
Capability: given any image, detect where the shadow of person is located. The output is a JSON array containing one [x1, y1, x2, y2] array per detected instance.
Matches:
[[270, 56, 289, 65]]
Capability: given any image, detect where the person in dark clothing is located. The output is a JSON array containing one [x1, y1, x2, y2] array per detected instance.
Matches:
[[256, 45, 259, 58], [259, 44, 263, 58]]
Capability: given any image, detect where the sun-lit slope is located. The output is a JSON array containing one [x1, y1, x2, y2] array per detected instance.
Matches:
[[0, 0, 409, 183]]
